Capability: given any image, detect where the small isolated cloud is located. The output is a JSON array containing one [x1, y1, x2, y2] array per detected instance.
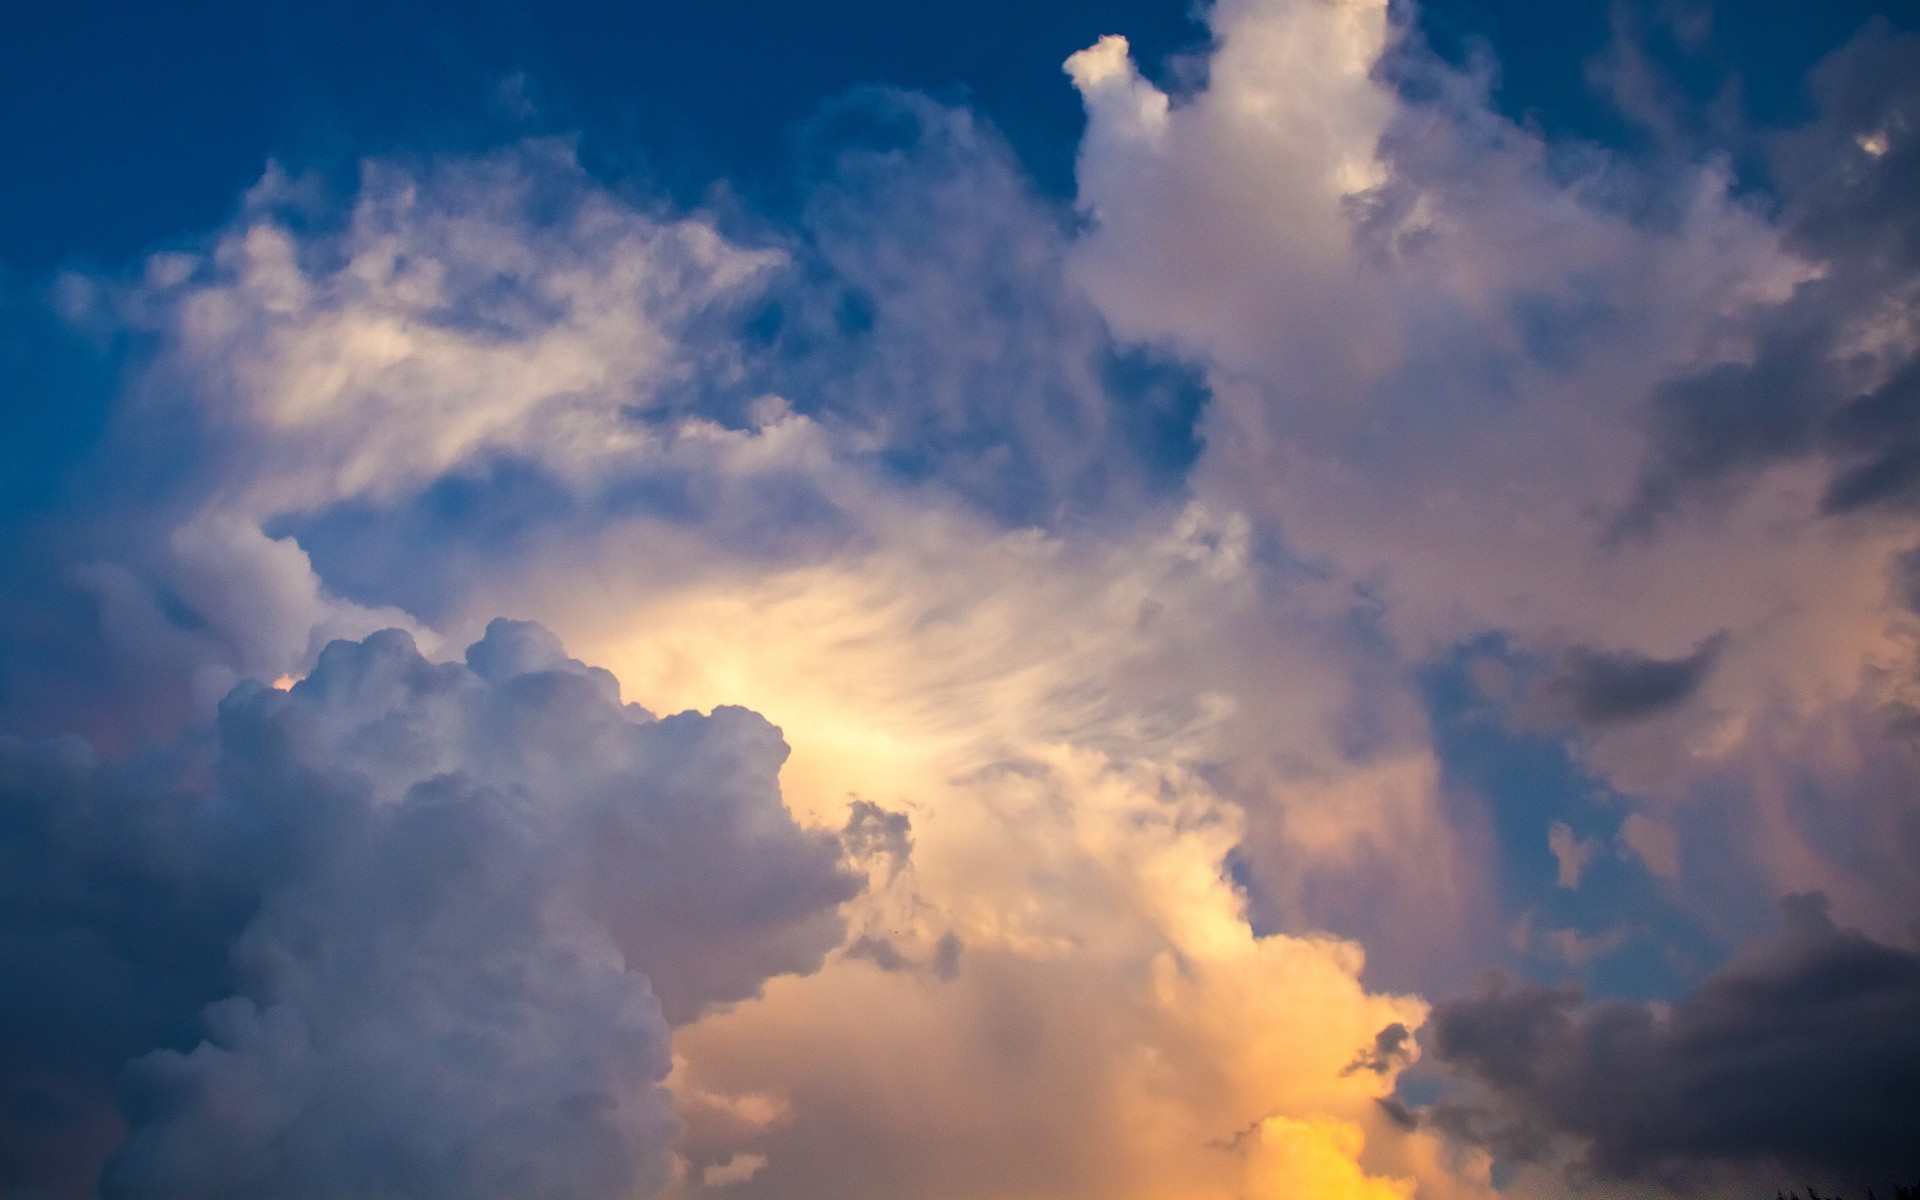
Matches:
[[701, 1152, 768, 1188], [1342, 1022, 1415, 1077], [1542, 925, 1629, 970], [1429, 893, 1920, 1190], [1547, 821, 1596, 889], [841, 798, 913, 879]]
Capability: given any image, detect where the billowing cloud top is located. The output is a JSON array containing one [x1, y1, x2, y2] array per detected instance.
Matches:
[[5, 621, 855, 1200]]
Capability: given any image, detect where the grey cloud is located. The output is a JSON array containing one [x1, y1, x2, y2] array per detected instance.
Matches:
[[841, 798, 912, 878], [1823, 359, 1920, 515], [1342, 1022, 1413, 1077], [1375, 1096, 1419, 1133], [844, 931, 963, 982], [1428, 893, 1920, 1190], [0, 738, 254, 1200], [1622, 330, 1842, 536], [106, 770, 678, 1200], [1534, 636, 1723, 728], [1622, 25, 1920, 532], [1, 620, 858, 1200], [845, 934, 916, 972], [1773, 23, 1920, 273]]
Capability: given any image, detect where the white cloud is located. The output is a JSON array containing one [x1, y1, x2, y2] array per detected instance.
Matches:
[[1548, 821, 1595, 889], [1066, 0, 1920, 945]]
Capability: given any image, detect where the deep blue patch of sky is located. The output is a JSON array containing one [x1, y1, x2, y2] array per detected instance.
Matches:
[[1, 0, 1208, 275], [8, 1, 1917, 278], [1414, 0, 1919, 136]]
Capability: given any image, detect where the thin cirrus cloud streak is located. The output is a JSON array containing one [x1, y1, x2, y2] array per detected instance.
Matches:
[[0, 0, 1917, 1198]]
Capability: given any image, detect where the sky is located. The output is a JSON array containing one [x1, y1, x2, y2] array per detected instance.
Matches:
[[2, 1, 1919, 1198]]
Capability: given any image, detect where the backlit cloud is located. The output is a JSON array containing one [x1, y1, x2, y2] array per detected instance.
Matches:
[[1, 0, 1917, 1196]]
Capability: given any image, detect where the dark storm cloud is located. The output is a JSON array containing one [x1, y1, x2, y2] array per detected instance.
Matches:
[[1, 621, 859, 1200], [1428, 893, 1920, 1189], [1621, 23, 1920, 533], [1823, 358, 1920, 515], [1535, 636, 1723, 727], [0, 737, 254, 1200]]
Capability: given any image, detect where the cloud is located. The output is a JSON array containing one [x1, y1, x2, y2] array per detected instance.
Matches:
[[1063, 0, 1920, 955], [1531, 637, 1724, 729], [839, 799, 913, 881], [1, 622, 856, 1199], [665, 744, 1448, 1200], [3, 110, 1482, 1196], [2, 3, 1918, 1197], [0, 142, 785, 744], [1343, 1023, 1415, 1077], [700, 1153, 767, 1188], [1621, 23, 1920, 531], [0, 737, 249, 1200], [1547, 821, 1595, 889], [1429, 893, 1920, 1190]]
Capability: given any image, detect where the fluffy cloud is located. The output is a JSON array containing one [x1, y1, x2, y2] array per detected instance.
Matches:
[[2, 622, 855, 1199], [3, 0, 1919, 1196], [665, 744, 1454, 1200], [1066, 0, 1920, 951]]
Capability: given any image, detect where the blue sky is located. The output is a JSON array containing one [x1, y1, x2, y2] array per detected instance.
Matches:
[[7, 0, 1914, 271]]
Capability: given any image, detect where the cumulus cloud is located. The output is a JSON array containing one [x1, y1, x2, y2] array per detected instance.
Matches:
[[3, 1, 1919, 1197], [1, 622, 855, 1199], [1429, 893, 1920, 1191], [1063, 0, 1920, 954], [666, 744, 1447, 1200], [7, 109, 1474, 1195]]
